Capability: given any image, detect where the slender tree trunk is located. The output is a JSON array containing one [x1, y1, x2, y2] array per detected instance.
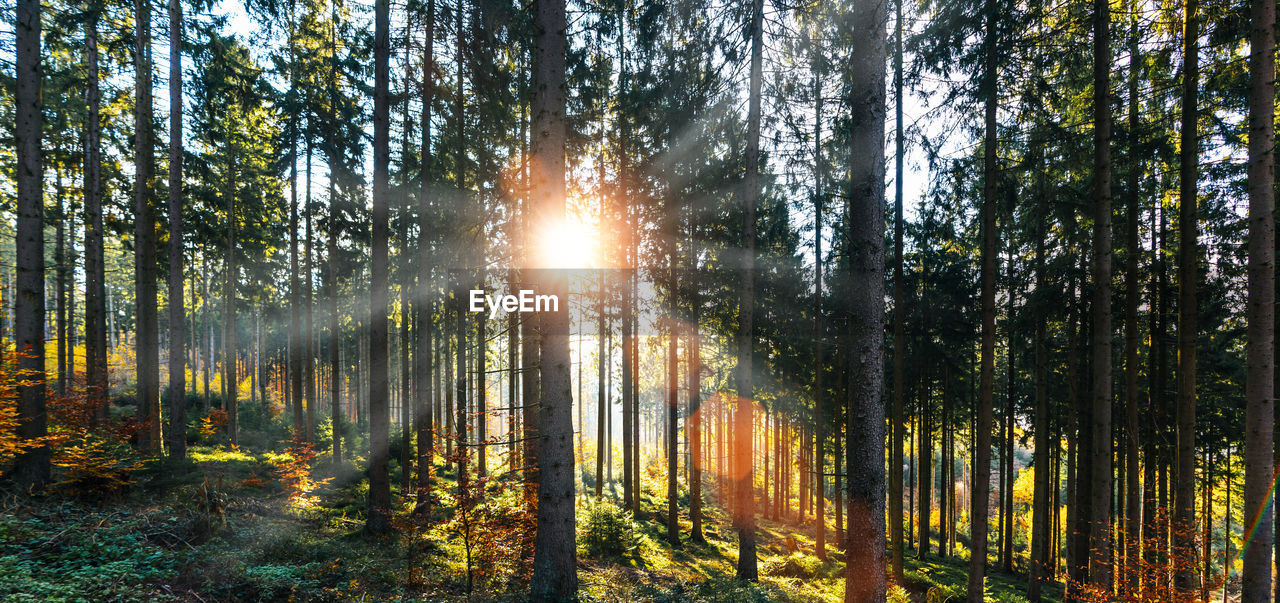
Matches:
[[529, 0, 575, 593], [735, 0, 764, 581], [844, 0, 888, 594], [167, 0, 185, 460], [1174, 0, 1199, 593], [919, 378, 931, 558], [969, 0, 998, 595], [688, 321, 704, 541], [364, 0, 393, 535], [56, 165, 66, 396], [812, 53, 827, 562], [85, 7, 107, 425], [889, 0, 905, 577], [1242, 0, 1276, 593], [306, 143, 317, 443], [413, 0, 436, 511], [223, 144, 238, 445], [667, 321, 678, 544], [11, 0, 47, 488], [1121, 14, 1141, 596], [1029, 224, 1050, 600], [596, 270, 607, 499], [136, 0, 160, 452], [1088, 0, 1115, 589], [288, 0, 304, 438]]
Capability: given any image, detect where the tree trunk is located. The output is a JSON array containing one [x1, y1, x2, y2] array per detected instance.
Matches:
[[667, 322, 678, 544], [1029, 229, 1049, 600], [1242, 0, 1276, 593], [1121, 15, 1141, 596], [889, 0, 905, 577], [56, 165, 66, 396], [813, 54, 828, 562], [11, 0, 47, 488], [85, 6, 107, 425], [970, 0, 998, 595], [289, 0, 304, 439], [735, 0, 764, 581], [919, 378, 931, 558], [844, 0, 888, 598], [529, 0, 575, 593], [223, 143, 238, 445], [688, 321, 704, 541], [364, 0, 393, 536], [1088, 0, 1115, 589], [167, 0, 185, 460], [414, 0, 436, 511], [1174, 0, 1199, 593], [136, 0, 160, 452]]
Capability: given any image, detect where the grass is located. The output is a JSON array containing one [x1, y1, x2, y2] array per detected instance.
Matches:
[[0, 443, 1060, 601]]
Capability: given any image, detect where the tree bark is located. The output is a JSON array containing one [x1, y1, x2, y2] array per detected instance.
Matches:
[[529, 0, 576, 593], [1088, 0, 1114, 588], [85, 6, 107, 425], [1242, 0, 1275, 593], [969, 0, 998, 596], [414, 0, 436, 512], [1174, 0, 1199, 593], [11, 0, 47, 489], [167, 0, 186, 460], [845, 0, 888, 598], [735, 0, 764, 581], [364, 0, 393, 536], [1121, 14, 1141, 596], [136, 0, 160, 452], [889, 0, 905, 577]]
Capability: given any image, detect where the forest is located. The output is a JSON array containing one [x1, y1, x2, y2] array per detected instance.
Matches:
[[1, 0, 1278, 598]]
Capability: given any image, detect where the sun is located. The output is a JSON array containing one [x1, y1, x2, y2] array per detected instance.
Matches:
[[537, 214, 599, 270]]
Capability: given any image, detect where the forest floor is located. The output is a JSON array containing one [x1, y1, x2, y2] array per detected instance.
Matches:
[[0, 444, 1062, 602]]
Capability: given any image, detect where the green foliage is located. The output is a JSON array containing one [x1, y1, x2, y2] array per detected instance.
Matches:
[[578, 498, 641, 559]]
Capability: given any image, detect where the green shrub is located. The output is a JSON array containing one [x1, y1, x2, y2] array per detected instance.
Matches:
[[761, 552, 823, 578], [577, 499, 640, 559]]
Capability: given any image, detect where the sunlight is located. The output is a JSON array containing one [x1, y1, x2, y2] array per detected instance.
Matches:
[[537, 213, 599, 270]]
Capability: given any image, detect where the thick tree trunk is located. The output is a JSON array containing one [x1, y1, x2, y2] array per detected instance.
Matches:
[[364, 0, 393, 536], [529, 0, 576, 593], [167, 0, 185, 460], [1174, 0, 1199, 593], [11, 0, 47, 489], [969, 0, 998, 596], [844, 0, 888, 593], [735, 0, 764, 581], [1242, 0, 1276, 594]]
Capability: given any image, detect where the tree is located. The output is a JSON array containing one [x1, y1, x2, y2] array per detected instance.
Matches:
[[1174, 0, 1199, 592], [735, 0, 765, 582], [84, 0, 107, 426], [365, 0, 393, 537], [167, 0, 187, 461], [1088, 0, 1113, 588], [968, 0, 998, 596], [414, 0, 437, 514], [844, 0, 888, 598], [10, 0, 48, 490], [136, 0, 160, 453], [1241, 0, 1275, 594], [889, 0, 905, 579], [529, 0, 575, 595]]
